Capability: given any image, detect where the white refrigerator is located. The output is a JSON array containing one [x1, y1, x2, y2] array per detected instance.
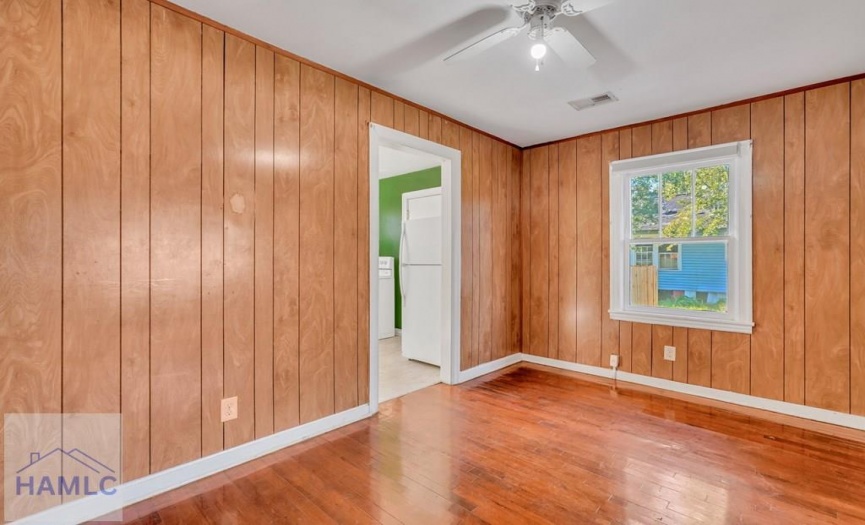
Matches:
[[399, 189, 442, 366]]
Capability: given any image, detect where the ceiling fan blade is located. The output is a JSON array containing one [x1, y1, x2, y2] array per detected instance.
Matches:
[[561, 0, 616, 16], [547, 27, 596, 68], [444, 24, 526, 62]]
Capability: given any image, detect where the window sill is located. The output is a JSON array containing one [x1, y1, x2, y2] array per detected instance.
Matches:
[[609, 310, 753, 334]]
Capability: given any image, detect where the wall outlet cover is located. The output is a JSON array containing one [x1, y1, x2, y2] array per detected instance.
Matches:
[[664, 346, 676, 361], [221, 396, 238, 423], [609, 354, 620, 368]]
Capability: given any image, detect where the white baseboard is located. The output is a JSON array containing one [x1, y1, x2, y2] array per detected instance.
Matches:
[[521, 354, 865, 432], [14, 404, 372, 525], [457, 352, 522, 383]]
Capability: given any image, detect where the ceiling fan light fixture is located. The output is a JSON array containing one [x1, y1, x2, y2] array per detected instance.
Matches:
[[530, 42, 548, 59]]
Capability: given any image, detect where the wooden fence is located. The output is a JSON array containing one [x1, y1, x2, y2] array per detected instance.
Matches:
[[631, 265, 658, 306]]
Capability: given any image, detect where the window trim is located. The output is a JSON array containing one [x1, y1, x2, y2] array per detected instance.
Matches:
[[609, 140, 753, 334]]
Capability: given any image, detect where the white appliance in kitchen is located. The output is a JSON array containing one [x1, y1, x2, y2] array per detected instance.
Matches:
[[399, 188, 442, 366], [378, 256, 395, 339]]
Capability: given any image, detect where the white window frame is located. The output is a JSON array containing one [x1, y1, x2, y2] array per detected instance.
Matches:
[[609, 140, 753, 334]]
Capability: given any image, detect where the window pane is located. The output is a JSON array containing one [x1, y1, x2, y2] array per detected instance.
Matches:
[[660, 171, 693, 238], [630, 175, 659, 238], [658, 244, 679, 270], [630, 244, 654, 267], [695, 165, 729, 236], [629, 241, 727, 312]]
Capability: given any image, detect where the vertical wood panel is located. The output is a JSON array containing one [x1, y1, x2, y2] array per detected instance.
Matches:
[[783, 92, 806, 405], [334, 78, 359, 412], [62, 0, 121, 416], [548, 145, 560, 360], [471, 132, 482, 365], [711, 332, 750, 394], [393, 100, 405, 131], [652, 325, 674, 380], [492, 142, 508, 360], [651, 121, 673, 154], [274, 56, 302, 429], [460, 127, 474, 370], [479, 135, 494, 364], [356, 86, 371, 404], [223, 34, 256, 447], [121, 0, 152, 480], [0, 0, 62, 515], [804, 83, 850, 412], [576, 136, 602, 367], [418, 109, 429, 139], [688, 329, 712, 387], [498, 143, 511, 360], [688, 112, 712, 148], [404, 104, 419, 136], [298, 65, 336, 423], [201, 24, 225, 456], [521, 151, 532, 354], [510, 148, 523, 355], [852, 80, 865, 415], [460, 128, 475, 370], [254, 47, 275, 438], [672, 118, 688, 151], [631, 324, 652, 376], [150, 5, 202, 469], [557, 141, 577, 363], [672, 327, 689, 383], [429, 115, 442, 143], [529, 147, 550, 357], [712, 104, 750, 144], [370, 92, 393, 127], [631, 125, 652, 157], [617, 129, 633, 372], [600, 132, 620, 370], [750, 97, 785, 401]]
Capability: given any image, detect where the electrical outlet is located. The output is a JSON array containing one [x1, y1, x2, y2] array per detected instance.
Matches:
[[609, 354, 620, 369], [221, 396, 238, 422], [663, 345, 676, 361]]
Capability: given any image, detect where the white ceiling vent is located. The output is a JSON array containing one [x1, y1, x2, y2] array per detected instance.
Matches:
[[568, 92, 618, 111]]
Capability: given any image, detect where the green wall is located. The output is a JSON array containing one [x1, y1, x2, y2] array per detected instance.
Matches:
[[379, 167, 441, 329]]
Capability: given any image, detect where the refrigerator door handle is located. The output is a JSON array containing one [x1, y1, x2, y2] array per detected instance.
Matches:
[[399, 222, 408, 300]]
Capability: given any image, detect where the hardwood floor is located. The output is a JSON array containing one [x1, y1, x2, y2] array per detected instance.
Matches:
[[108, 366, 865, 524]]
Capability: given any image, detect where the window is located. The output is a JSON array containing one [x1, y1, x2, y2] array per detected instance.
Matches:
[[609, 141, 753, 334], [658, 244, 680, 270]]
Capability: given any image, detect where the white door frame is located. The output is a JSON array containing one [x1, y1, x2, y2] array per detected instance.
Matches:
[[369, 124, 461, 414]]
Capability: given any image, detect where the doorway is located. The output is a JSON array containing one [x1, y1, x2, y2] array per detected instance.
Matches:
[[368, 124, 461, 413]]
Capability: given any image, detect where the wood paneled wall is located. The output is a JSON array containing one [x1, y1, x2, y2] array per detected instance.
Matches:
[[522, 79, 865, 415], [0, 0, 521, 509]]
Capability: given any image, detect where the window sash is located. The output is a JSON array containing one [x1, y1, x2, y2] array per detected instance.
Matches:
[[609, 140, 752, 334]]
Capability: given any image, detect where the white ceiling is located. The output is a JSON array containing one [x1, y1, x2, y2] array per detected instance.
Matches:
[[379, 145, 442, 179], [173, 0, 865, 147]]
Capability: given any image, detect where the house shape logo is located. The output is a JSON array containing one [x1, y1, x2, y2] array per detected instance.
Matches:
[[17, 448, 116, 476], [15, 448, 118, 497]]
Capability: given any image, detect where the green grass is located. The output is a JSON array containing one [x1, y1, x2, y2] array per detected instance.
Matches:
[[658, 295, 726, 313]]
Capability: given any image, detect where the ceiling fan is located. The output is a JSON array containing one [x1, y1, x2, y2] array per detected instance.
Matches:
[[444, 0, 610, 71]]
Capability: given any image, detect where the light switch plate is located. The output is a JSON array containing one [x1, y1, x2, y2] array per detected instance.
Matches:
[[663, 345, 676, 361], [221, 396, 238, 422]]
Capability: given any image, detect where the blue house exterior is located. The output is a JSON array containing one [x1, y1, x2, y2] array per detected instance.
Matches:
[[659, 243, 727, 295]]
